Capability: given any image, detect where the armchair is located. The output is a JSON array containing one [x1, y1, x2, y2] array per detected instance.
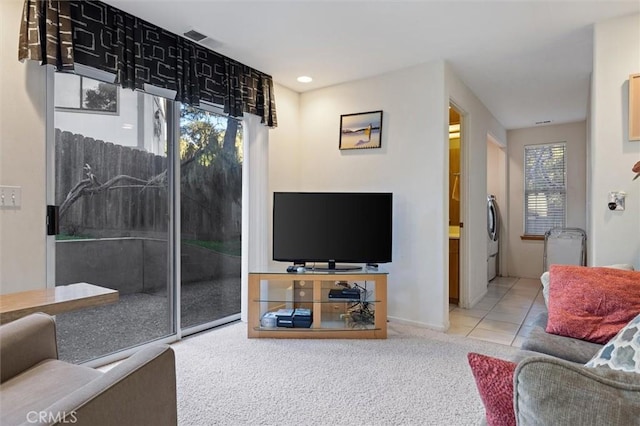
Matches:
[[0, 312, 177, 426]]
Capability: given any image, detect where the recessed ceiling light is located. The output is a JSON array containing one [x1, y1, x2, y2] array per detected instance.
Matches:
[[297, 76, 313, 83]]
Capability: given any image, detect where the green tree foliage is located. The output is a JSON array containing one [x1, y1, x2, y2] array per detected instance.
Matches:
[[179, 106, 243, 241], [83, 82, 117, 112]]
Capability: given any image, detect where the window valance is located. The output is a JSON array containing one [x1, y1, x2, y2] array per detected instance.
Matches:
[[18, 0, 277, 127], [18, 0, 74, 71]]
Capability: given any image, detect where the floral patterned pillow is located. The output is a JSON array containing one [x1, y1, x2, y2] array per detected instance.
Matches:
[[585, 313, 640, 373]]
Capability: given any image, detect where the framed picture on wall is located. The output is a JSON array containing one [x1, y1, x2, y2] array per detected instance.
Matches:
[[339, 110, 383, 150]]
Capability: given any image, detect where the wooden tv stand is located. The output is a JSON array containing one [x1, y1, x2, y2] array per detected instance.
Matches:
[[248, 269, 387, 339]]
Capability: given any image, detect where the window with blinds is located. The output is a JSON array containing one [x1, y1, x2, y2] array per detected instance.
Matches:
[[524, 143, 566, 235]]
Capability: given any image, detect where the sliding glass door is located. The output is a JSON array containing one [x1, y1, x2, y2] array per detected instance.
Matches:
[[49, 71, 242, 363], [52, 72, 175, 363], [179, 105, 242, 330]]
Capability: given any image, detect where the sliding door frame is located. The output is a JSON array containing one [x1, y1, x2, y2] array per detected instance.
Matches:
[[45, 66, 182, 366], [168, 101, 180, 337], [46, 67, 56, 288], [45, 66, 250, 365]]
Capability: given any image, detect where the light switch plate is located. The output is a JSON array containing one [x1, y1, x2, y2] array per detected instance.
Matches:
[[0, 186, 22, 209]]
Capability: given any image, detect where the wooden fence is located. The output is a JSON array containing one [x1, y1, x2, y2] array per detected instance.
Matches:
[[56, 130, 241, 241]]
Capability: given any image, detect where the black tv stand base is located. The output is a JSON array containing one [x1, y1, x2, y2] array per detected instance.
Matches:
[[300, 261, 361, 271], [310, 264, 362, 272]]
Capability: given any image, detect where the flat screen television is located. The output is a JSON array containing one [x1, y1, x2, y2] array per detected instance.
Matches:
[[272, 192, 393, 270]]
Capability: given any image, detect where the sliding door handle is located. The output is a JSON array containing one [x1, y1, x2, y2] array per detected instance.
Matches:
[[47, 205, 59, 236]]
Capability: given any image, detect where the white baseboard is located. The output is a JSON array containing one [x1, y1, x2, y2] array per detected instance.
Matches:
[[387, 316, 448, 332], [468, 287, 489, 309]]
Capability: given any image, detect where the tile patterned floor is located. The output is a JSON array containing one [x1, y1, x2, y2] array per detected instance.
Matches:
[[448, 276, 546, 347]]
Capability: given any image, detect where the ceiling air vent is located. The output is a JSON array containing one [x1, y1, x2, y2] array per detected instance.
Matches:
[[183, 29, 221, 50], [535, 120, 552, 125], [183, 29, 208, 42]]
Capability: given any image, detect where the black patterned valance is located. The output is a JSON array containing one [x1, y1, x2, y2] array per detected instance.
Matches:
[[19, 0, 277, 127], [18, 0, 74, 70]]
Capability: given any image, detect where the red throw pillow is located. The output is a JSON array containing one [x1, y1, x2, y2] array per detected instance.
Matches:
[[546, 265, 640, 344], [467, 352, 516, 426]]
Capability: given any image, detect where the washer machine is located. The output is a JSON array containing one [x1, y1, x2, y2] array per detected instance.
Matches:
[[487, 195, 500, 281]]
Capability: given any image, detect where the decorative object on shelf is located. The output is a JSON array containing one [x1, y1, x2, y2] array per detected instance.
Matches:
[[632, 160, 640, 181], [260, 311, 278, 328], [339, 110, 383, 150], [629, 74, 640, 141], [343, 282, 375, 328]]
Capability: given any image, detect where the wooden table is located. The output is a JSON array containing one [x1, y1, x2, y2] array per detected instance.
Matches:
[[0, 283, 119, 324]]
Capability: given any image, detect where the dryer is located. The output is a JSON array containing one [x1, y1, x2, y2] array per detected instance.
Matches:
[[487, 195, 500, 281]]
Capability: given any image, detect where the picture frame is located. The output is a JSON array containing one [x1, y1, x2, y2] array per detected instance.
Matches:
[[339, 110, 383, 150]]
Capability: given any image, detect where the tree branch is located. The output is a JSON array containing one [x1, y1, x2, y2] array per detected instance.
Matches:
[[60, 171, 164, 217]]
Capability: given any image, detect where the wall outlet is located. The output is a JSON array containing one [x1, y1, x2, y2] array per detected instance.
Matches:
[[0, 186, 22, 209]]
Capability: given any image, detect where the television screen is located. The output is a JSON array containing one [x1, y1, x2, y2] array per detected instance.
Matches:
[[272, 192, 393, 270]]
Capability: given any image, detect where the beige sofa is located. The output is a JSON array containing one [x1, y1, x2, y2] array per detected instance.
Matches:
[[512, 312, 640, 424], [510, 265, 640, 424], [0, 313, 177, 426]]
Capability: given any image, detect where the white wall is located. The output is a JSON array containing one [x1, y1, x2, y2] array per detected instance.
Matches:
[[507, 121, 587, 278], [268, 61, 506, 329], [487, 141, 504, 199], [270, 62, 449, 329], [589, 13, 640, 269], [266, 84, 302, 266], [0, 0, 47, 293], [269, 84, 302, 194]]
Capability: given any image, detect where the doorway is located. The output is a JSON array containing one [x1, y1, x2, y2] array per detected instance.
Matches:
[[486, 134, 507, 280], [449, 105, 462, 304]]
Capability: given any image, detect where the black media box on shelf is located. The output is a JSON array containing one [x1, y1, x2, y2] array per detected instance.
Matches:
[[328, 288, 361, 300], [274, 308, 312, 328], [274, 308, 294, 328], [292, 308, 312, 328]]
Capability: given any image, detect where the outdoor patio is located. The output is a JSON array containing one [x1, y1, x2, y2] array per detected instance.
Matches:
[[56, 277, 241, 363]]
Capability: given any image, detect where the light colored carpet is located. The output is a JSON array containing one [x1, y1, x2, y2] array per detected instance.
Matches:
[[171, 321, 519, 425]]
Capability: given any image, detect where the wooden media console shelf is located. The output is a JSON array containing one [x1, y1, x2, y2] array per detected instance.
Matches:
[[0, 283, 119, 324], [248, 270, 387, 339]]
